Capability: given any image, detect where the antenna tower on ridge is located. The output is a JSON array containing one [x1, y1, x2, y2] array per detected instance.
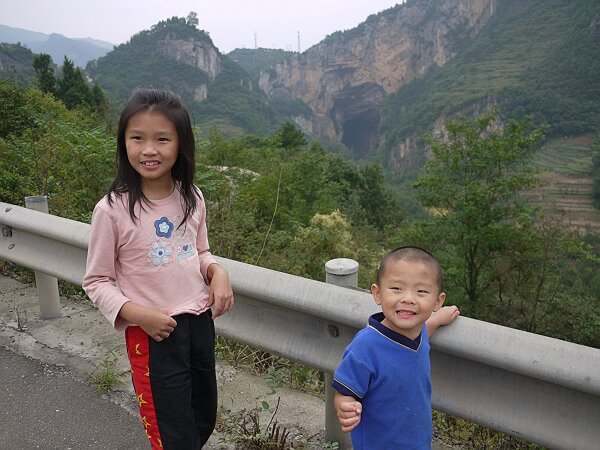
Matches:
[[297, 31, 301, 53], [254, 31, 258, 49]]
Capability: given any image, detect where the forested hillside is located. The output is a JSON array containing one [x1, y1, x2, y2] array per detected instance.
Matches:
[[87, 16, 290, 136], [0, 43, 36, 85], [1, 79, 599, 349], [380, 0, 600, 172]]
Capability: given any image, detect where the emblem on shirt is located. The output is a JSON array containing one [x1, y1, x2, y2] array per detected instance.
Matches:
[[146, 215, 194, 267], [154, 217, 174, 238], [176, 243, 195, 260]]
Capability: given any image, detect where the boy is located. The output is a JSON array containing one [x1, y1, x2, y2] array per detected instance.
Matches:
[[332, 246, 459, 450]]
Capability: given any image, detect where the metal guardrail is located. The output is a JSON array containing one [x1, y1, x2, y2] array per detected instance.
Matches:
[[1, 201, 600, 450]]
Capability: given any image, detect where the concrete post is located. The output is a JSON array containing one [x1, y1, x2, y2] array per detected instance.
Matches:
[[324, 258, 358, 449], [24, 196, 61, 319]]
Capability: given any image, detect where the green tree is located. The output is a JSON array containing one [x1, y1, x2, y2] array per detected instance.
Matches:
[[397, 111, 600, 346], [0, 80, 31, 138], [56, 57, 93, 109], [186, 11, 199, 28], [358, 163, 402, 231], [0, 83, 114, 221], [414, 112, 544, 314], [287, 210, 357, 280], [591, 132, 600, 208], [32, 53, 55, 94], [274, 122, 307, 149], [90, 84, 109, 115]]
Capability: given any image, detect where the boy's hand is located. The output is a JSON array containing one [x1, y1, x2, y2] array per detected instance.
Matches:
[[120, 302, 177, 342], [433, 305, 460, 326], [334, 393, 362, 432], [427, 305, 460, 337], [207, 264, 234, 319]]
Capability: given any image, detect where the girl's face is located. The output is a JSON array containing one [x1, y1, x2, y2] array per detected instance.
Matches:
[[371, 259, 445, 340], [125, 110, 179, 198]]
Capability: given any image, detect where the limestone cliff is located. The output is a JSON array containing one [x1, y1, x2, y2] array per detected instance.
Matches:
[[154, 33, 224, 102], [258, 0, 496, 158], [87, 17, 274, 135]]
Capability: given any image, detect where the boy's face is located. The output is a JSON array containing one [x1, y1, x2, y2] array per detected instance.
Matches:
[[371, 259, 445, 340]]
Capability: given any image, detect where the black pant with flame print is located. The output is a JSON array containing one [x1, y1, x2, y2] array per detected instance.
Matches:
[[125, 310, 217, 449]]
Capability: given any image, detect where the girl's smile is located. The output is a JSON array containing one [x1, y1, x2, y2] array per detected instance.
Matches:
[[125, 110, 179, 199]]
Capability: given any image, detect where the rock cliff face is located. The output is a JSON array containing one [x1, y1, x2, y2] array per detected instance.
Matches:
[[258, 0, 495, 158], [154, 34, 224, 102], [155, 34, 223, 80], [389, 94, 500, 173]]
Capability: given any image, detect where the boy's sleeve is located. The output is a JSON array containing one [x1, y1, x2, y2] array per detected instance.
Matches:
[[194, 190, 218, 281], [82, 205, 129, 330], [332, 347, 372, 400]]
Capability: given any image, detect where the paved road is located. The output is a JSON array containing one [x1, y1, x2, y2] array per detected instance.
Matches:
[[0, 274, 317, 449], [0, 346, 148, 450]]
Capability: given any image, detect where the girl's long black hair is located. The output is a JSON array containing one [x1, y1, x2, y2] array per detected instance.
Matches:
[[107, 87, 198, 227]]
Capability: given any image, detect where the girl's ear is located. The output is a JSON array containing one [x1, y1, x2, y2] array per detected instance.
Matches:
[[433, 292, 446, 312], [371, 284, 382, 306]]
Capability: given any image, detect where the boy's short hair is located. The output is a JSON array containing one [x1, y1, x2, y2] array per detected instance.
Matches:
[[376, 246, 443, 292]]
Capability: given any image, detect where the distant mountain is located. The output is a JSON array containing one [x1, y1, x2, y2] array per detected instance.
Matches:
[[227, 48, 296, 82], [5, 0, 598, 177], [259, 0, 600, 174], [0, 24, 47, 44], [0, 24, 113, 67], [0, 43, 36, 85], [87, 17, 290, 136]]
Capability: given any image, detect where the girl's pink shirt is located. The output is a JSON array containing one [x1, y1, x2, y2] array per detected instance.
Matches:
[[82, 187, 217, 331]]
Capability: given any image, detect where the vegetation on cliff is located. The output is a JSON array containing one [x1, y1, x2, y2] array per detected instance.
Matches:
[[381, 0, 600, 158], [87, 16, 285, 136], [1, 80, 598, 348], [227, 48, 295, 82]]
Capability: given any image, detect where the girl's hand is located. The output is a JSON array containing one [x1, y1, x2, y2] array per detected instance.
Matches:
[[119, 302, 177, 342], [207, 264, 234, 319]]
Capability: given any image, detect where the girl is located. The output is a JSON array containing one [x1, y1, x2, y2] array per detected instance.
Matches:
[[83, 87, 233, 449]]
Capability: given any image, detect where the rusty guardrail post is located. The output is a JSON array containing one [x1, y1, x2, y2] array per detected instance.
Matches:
[[324, 258, 358, 449], [24, 196, 61, 319]]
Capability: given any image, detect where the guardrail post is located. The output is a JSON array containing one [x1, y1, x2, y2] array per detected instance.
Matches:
[[324, 258, 358, 449], [24, 196, 61, 319]]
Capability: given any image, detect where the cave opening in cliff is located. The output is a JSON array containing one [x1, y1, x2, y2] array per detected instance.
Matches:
[[342, 110, 380, 158]]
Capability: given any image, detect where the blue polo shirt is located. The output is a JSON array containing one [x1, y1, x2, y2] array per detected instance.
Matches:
[[332, 312, 432, 450]]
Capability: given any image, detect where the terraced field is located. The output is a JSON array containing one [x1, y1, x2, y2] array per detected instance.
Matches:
[[529, 137, 600, 233]]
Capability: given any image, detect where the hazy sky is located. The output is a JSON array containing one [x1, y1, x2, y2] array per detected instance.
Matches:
[[2, 0, 403, 53]]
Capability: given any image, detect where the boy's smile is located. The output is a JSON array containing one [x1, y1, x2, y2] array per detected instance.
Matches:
[[371, 259, 445, 340]]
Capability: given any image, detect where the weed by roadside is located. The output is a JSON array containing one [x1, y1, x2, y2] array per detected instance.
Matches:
[[216, 397, 339, 449], [433, 411, 546, 449], [216, 336, 324, 396], [85, 350, 125, 393]]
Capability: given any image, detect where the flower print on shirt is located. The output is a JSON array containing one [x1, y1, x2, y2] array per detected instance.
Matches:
[[154, 217, 174, 238], [148, 241, 173, 266]]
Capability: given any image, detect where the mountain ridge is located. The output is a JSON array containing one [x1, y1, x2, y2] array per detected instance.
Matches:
[[2, 1, 599, 177], [0, 24, 113, 67]]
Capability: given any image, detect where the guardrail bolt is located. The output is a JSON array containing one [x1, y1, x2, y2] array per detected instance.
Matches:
[[327, 324, 340, 337]]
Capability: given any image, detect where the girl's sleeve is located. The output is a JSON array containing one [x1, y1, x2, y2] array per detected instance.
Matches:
[[82, 205, 129, 330], [195, 189, 218, 282]]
